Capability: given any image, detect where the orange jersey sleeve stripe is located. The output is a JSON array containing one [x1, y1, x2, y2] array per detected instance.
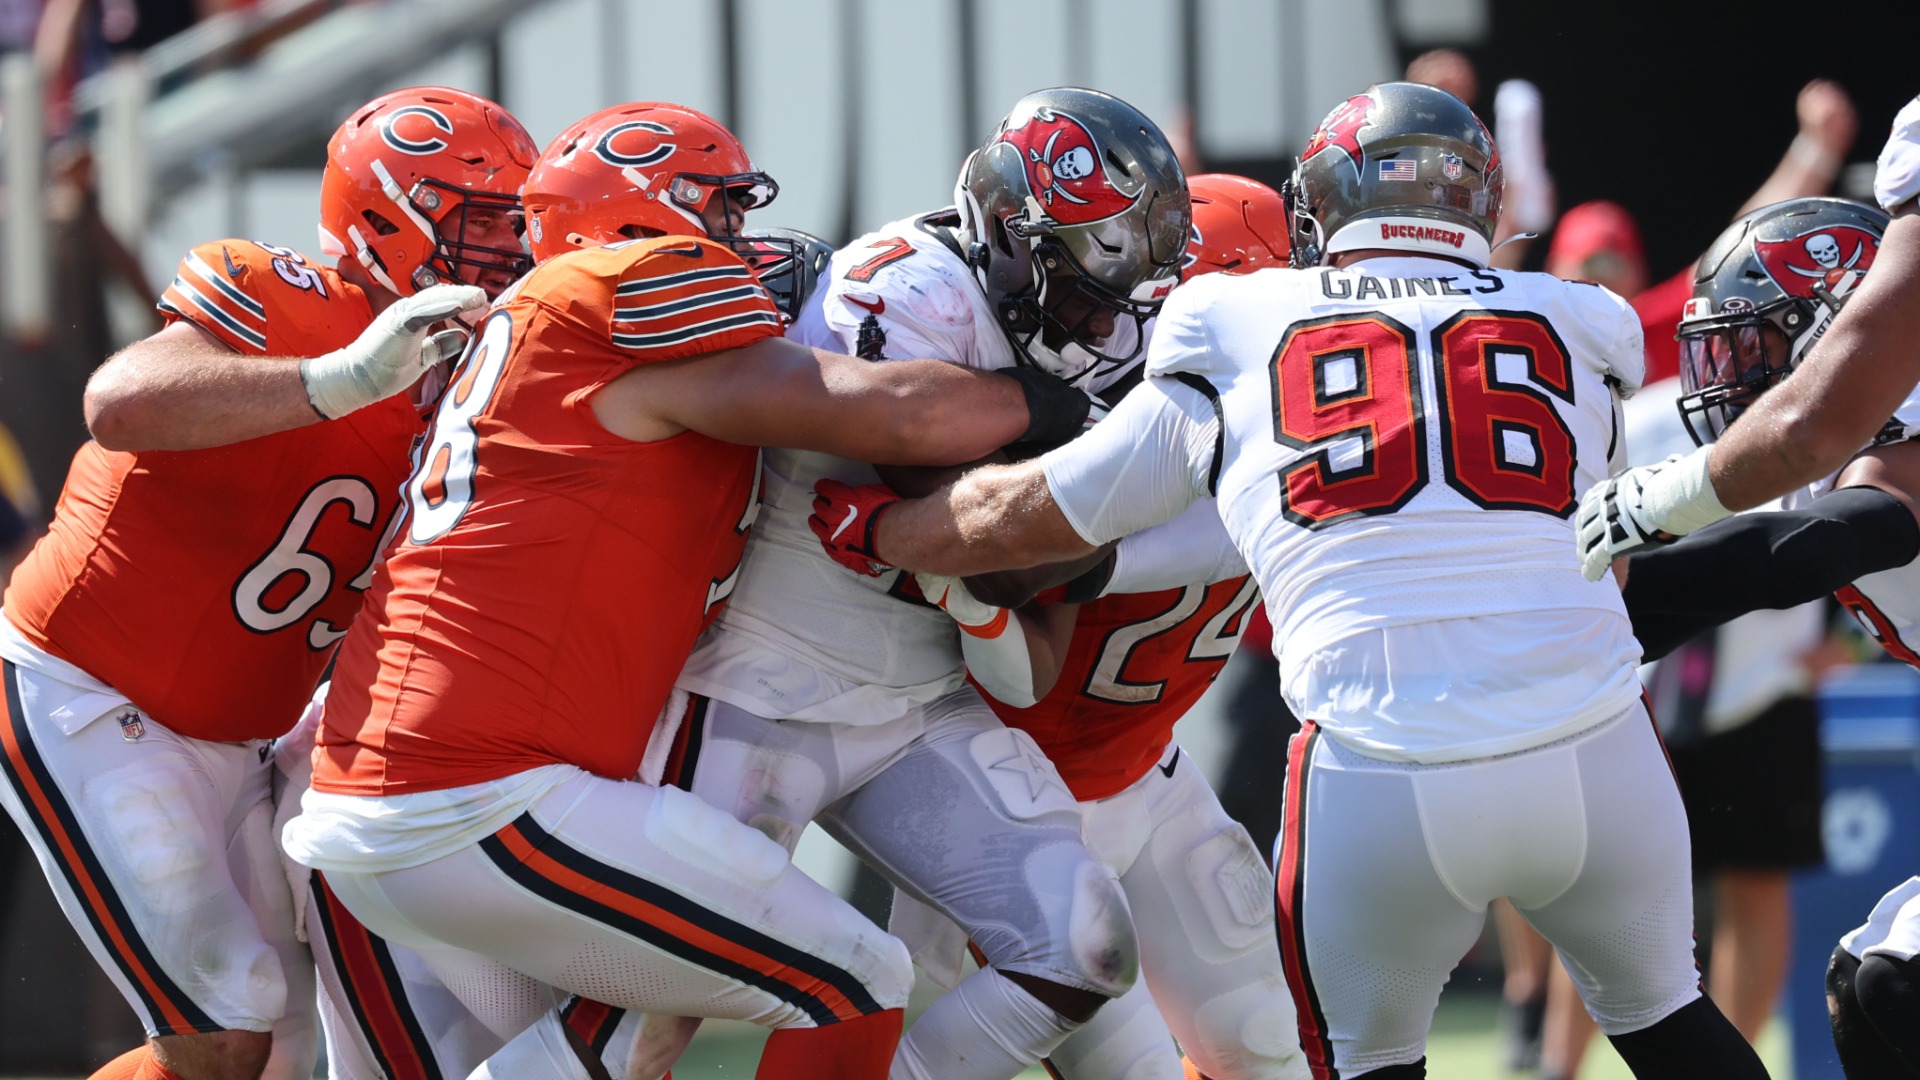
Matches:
[[479, 815, 884, 1024], [0, 663, 218, 1036], [608, 245, 781, 355], [159, 253, 269, 352], [310, 871, 446, 1080]]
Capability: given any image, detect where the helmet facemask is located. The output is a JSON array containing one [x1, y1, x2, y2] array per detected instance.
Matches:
[[413, 180, 532, 293], [997, 232, 1171, 386], [1675, 298, 1829, 445]]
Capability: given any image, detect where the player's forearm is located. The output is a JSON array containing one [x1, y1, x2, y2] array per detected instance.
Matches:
[[878, 463, 1095, 577], [85, 342, 321, 452], [1708, 214, 1920, 509]]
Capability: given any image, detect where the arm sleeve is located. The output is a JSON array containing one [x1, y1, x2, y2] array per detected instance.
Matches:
[[156, 241, 272, 353], [1622, 485, 1920, 636], [1103, 497, 1247, 595], [1040, 373, 1216, 546]]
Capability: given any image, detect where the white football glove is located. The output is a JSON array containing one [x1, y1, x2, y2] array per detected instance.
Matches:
[[1574, 446, 1731, 581], [299, 283, 488, 419], [914, 572, 1007, 636], [1876, 95, 1920, 212]]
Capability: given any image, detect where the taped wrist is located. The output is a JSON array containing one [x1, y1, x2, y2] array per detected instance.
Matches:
[[998, 367, 1091, 445], [1624, 485, 1920, 621]]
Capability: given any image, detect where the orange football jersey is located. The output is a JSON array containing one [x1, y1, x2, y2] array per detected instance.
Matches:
[[5, 240, 422, 742], [986, 577, 1262, 801], [315, 237, 781, 795]]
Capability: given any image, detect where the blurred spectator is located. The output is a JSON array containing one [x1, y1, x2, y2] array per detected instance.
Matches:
[[1405, 47, 1478, 106], [1535, 79, 1859, 385]]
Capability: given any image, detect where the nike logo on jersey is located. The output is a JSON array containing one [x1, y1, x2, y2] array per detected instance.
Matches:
[[222, 245, 241, 279], [1158, 751, 1179, 779], [657, 243, 704, 258], [830, 505, 859, 541], [846, 296, 886, 315]]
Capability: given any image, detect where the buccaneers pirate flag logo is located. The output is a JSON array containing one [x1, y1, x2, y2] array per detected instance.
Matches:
[[1754, 225, 1879, 300], [1301, 93, 1374, 173], [998, 107, 1139, 225]]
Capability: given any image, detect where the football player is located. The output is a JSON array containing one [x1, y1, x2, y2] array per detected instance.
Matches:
[[1580, 197, 1920, 1079], [660, 87, 1188, 1080], [811, 83, 1772, 1080], [890, 172, 1304, 1080], [1577, 94, 1920, 578], [279, 101, 1096, 1080], [0, 87, 534, 1080]]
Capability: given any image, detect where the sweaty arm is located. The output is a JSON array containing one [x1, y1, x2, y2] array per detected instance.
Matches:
[[870, 374, 1217, 577], [1623, 454, 1920, 660], [595, 335, 1086, 466]]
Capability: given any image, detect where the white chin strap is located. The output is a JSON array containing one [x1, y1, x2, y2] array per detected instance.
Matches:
[[1327, 215, 1491, 267]]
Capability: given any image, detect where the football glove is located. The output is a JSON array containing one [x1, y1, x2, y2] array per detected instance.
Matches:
[[810, 478, 903, 576], [1575, 447, 1731, 581], [299, 283, 488, 419], [914, 573, 1009, 637]]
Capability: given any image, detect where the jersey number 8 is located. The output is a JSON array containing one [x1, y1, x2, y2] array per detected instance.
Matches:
[[408, 310, 512, 544]]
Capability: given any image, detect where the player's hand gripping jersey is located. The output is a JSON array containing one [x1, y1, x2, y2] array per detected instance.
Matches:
[[316, 237, 780, 794], [679, 212, 1136, 723], [3, 240, 420, 741], [1048, 259, 1647, 761]]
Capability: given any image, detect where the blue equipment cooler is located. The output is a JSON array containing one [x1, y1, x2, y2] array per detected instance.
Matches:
[[1787, 663, 1920, 1079]]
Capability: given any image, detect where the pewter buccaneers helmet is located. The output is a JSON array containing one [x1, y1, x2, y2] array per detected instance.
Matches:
[[955, 87, 1190, 383], [1676, 197, 1888, 445], [734, 227, 835, 324], [1287, 81, 1502, 268]]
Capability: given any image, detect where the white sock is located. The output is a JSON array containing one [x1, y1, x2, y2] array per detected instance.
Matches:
[[891, 969, 1084, 1080], [466, 1009, 591, 1080], [1042, 976, 1183, 1080]]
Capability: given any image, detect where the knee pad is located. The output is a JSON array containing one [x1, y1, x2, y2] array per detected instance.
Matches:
[[1063, 859, 1139, 999], [1187, 982, 1305, 1080], [85, 757, 224, 914]]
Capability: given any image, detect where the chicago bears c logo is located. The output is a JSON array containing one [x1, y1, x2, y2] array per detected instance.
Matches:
[[996, 107, 1138, 225], [1301, 94, 1373, 173], [593, 121, 677, 169], [380, 106, 453, 156], [1754, 224, 1879, 300]]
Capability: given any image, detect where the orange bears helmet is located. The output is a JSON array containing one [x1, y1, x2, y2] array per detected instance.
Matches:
[[319, 86, 537, 296], [522, 101, 780, 264], [1183, 173, 1291, 280]]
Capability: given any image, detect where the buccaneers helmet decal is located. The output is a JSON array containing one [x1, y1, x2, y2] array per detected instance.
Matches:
[[380, 106, 454, 156], [1753, 225, 1878, 299], [998, 106, 1139, 225], [1300, 93, 1374, 174], [592, 121, 677, 169]]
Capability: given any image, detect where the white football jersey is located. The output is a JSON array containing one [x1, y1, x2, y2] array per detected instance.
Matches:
[[1044, 255, 1648, 762], [1875, 95, 1920, 212], [1785, 379, 1920, 668], [678, 212, 1141, 723]]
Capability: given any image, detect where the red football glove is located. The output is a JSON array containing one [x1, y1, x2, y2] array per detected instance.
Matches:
[[810, 479, 903, 577]]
